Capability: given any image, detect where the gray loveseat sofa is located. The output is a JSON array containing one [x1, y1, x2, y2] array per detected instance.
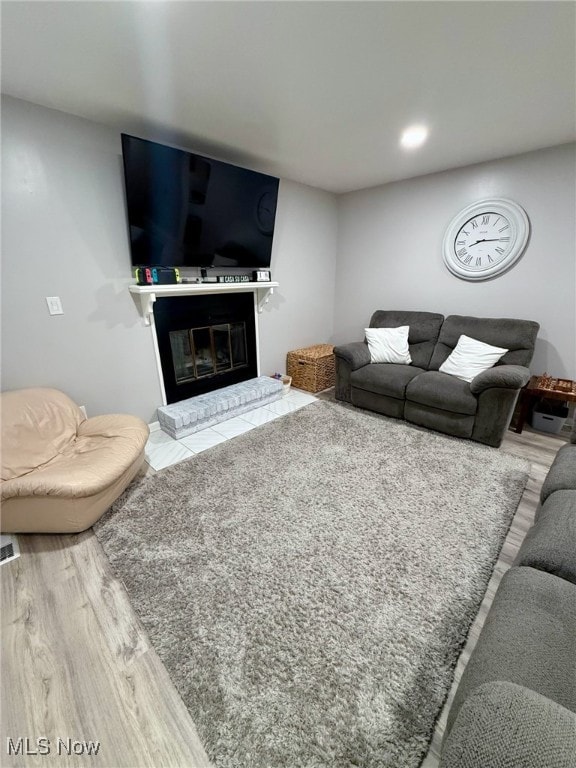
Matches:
[[334, 311, 539, 447], [439, 425, 576, 768]]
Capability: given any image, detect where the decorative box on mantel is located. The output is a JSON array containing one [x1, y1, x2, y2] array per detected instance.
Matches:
[[287, 344, 335, 393]]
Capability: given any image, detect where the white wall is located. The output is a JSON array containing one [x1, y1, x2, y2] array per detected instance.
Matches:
[[335, 144, 576, 378], [4, 94, 573, 419], [259, 180, 337, 374], [1, 96, 338, 421]]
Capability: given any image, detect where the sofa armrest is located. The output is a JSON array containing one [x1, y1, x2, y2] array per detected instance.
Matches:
[[469, 364, 531, 395], [515, 490, 576, 583], [333, 342, 371, 372], [440, 681, 576, 768], [333, 342, 371, 403]]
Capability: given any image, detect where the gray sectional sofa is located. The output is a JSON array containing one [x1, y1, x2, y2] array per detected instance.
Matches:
[[439, 425, 576, 768], [334, 311, 539, 447]]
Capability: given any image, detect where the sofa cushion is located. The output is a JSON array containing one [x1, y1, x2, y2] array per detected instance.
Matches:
[[1, 451, 146, 534], [1, 387, 83, 482], [429, 315, 539, 371], [440, 681, 576, 768], [447, 566, 576, 734], [406, 371, 478, 415], [364, 326, 411, 364], [369, 310, 444, 369], [514, 490, 576, 584], [439, 334, 508, 383], [540, 442, 576, 504], [351, 363, 424, 400], [1, 414, 149, 500]]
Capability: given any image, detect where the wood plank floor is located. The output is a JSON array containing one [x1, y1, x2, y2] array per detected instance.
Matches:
[[1, 425, 566, 768]]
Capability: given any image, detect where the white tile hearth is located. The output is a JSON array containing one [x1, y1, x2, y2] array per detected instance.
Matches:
[[266, 398, 304, 416], [145, 389, 319, 471], [285, 390, 318, 407], [179, 428, 228, 454], [212, 415, 257, 439], [145, 429, 194, 471], [242, 406, 282, 426]]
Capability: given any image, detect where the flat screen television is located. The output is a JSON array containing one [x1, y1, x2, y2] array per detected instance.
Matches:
[[121, 134, 279, 269]]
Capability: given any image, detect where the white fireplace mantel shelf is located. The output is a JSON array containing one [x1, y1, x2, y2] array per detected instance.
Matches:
[[129, 281, 279, 325]]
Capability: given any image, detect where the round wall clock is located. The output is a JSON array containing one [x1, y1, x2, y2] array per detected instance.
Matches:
[[442, 198, 530, 281]]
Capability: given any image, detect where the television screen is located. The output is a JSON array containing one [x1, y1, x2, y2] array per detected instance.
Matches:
[[121, 134, 279, 269]]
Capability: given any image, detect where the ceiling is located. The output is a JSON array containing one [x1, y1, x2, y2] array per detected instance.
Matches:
[[2, 1, 575, 193]]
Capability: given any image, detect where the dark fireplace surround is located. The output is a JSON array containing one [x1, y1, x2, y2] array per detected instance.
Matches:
[[154, 293, 257, 404]]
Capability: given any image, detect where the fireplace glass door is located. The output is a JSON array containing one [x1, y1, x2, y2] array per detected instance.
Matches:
[[169, 322, 248, 384]]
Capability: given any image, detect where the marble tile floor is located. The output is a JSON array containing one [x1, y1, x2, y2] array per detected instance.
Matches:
[[145, 388, 318, 471]]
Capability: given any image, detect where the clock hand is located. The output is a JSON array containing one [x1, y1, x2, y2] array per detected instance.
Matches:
[[469, 238, 501, 246]]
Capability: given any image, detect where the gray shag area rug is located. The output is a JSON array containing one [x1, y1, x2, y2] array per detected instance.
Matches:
[[95, 400, 529, 768]]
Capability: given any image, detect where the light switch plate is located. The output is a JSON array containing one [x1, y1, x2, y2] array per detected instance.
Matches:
[[46, 296, 63, 315]]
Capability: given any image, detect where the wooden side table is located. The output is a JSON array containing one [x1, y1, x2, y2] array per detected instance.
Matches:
[[514, 375, 576, 433]]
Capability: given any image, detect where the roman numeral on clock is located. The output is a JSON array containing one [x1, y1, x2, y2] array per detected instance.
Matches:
[[482, 215, 490, 225]]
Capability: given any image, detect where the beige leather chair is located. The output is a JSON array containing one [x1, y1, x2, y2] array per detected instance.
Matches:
[[1, 388, 149, 533]]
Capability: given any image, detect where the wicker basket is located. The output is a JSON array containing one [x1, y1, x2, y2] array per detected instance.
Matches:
[[286, 344, 335, 393]]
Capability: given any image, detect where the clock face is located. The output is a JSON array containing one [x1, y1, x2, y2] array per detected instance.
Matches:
[[443, 199, 530, 281]]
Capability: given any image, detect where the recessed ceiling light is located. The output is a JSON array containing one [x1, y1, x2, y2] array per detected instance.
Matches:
[[400, 124, 429, 150]]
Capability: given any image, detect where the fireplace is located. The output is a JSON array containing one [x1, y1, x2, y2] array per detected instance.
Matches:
[[153, 293, 258, 404], [169, 322, 248, 383]]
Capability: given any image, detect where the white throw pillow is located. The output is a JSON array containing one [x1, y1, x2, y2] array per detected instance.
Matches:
[[439, 334, 508, 383], [364, 326, 412, 365]]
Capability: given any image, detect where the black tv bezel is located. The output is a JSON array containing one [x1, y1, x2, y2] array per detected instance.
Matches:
[[120, 133, 279, 271]]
